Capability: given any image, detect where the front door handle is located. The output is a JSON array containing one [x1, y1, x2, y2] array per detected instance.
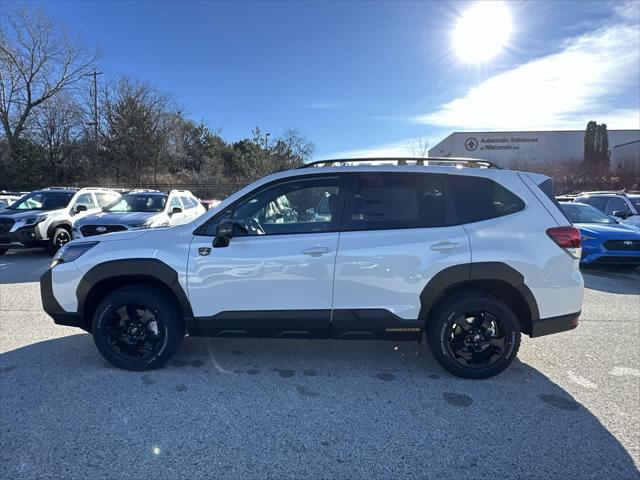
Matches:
[[430, 241, 460, 252], [302, 246, 333, 257]]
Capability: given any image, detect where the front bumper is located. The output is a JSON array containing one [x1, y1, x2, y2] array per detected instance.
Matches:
[[581, 240, 640, 265], [530, 311, 580, 337], [40, 269, 88, 331], [0, 226, 45, 249]]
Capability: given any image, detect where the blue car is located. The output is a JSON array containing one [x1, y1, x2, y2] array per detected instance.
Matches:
[[561, 202, 640, 267]]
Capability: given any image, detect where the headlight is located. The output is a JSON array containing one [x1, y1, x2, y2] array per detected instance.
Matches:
[[24, 214, 47, 225], [51, 241, 99, 267]]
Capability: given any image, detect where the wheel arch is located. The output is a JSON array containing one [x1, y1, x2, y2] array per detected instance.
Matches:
[[419, 262, 539, 336], [47, 220, 72, 237], [77, 259, 194, 332]]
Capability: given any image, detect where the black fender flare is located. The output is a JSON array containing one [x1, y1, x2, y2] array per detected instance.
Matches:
[[419, 262, 540, 323], [47, 220, 73, 238], [76, 258, 194, 327]]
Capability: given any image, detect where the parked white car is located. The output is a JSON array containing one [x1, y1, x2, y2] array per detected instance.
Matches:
[[0, 187, 121, 254], [41, 158, 584, 379], [71, 189, 206, 239]]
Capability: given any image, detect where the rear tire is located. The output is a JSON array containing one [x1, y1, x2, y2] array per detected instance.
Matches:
[[426, 290, 521, 379], [46, 227, 71, 254], [92, 286, 184, 371]]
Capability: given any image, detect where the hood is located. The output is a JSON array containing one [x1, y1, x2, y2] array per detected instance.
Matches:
[[0, 208, 64, 220], [75, 211, 162, 227], [70, 228, 149, 244], [576, 222, 640, 239]]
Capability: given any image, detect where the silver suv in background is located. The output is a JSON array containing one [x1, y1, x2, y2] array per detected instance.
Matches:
[[572, 191, 640, 227], [72, 189, 206, 238]]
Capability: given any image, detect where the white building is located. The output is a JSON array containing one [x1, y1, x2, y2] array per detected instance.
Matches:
[[428, 130, 640, 173]]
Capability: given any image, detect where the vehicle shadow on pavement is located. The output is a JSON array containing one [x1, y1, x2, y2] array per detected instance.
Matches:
[[582, 268, 640, 295], [1, 334, 638, 479], [0, 250, 50, 284]]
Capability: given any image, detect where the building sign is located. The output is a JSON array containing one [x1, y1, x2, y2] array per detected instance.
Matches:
[[465, 136, 539, 151]]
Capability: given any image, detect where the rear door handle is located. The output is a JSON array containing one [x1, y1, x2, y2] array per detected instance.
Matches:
[[302, 246, 333, 257], [430, 241, 460, 252]]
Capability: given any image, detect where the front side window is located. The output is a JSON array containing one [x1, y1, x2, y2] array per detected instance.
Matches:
[[75, 193, 97, 209], [345, 173, 450, 231], [231, 176, 341, 235], [449, 175, 525, 224], [605, 197, 630, 215], [106, 194, 168, 213], [169, 197, 183, 211], [8, 191, 75, 211]]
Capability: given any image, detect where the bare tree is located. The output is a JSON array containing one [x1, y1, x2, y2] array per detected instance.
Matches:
[[407, 136, 429, 158], [33, 92, 84, 181], [0, 8, 96, 155]]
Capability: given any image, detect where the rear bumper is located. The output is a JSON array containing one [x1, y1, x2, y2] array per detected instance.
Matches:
[[530, 311, 580, 338], [40, 269, 87, 331]]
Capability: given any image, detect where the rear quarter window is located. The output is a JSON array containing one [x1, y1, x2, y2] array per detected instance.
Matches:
[[449, 175, 525, 223]]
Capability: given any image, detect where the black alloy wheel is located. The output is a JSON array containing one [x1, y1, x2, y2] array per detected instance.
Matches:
[[426, 290, 521, 379], [104, 304, 165, 362], [445, 310, 507, 369], [92, 286, 184, 370]]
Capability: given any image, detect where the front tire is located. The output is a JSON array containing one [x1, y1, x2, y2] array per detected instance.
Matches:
[[426, 290, 521, 379], [92, 286, 184, 371], [46, 227, 71, 254]]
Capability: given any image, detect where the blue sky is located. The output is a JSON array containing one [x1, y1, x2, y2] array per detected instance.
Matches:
[[5, 0, 640, 158]]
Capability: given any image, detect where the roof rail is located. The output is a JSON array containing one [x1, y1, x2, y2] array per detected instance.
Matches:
[[299, 157, 501, 169], [579, 190, 628, 196], [128, 189, 162, 193], [42, 186, 79, 191]]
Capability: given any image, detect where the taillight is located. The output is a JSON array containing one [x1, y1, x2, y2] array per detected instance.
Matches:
[[546, 226, 582, 258]]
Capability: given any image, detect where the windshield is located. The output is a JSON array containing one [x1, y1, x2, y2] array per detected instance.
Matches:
[[8, 191, 75, 211], [105, 194, 167, 212], [562, 203, 616, 224]]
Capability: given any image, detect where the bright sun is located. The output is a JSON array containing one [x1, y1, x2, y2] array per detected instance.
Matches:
[[453, 1, 512, 63]]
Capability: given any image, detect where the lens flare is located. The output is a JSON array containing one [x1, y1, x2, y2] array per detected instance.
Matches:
[[453, 1, 513, 63]]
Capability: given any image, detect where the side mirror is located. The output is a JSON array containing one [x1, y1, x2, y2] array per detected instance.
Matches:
[[612, 210, 628, 219], [75, 204, 88, 214], [213, 219, 248, 248], [170, 206, 182, 215]]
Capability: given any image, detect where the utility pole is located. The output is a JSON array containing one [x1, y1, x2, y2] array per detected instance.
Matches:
[[93, 71, 103, 164]]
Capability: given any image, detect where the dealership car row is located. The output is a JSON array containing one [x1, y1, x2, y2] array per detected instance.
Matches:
[[0, 187, 207, 255]]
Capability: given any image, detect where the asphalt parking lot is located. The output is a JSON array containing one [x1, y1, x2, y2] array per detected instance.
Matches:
[[1, 250, 639, 479]]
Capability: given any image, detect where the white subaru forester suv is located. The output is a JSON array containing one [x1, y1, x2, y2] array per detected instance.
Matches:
[[41, 159, 584, 379]]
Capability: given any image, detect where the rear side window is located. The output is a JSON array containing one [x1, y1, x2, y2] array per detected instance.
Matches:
[[449, 175, 524, 223], [581, 196, 607, 211], [345, 173, 451, 231]]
